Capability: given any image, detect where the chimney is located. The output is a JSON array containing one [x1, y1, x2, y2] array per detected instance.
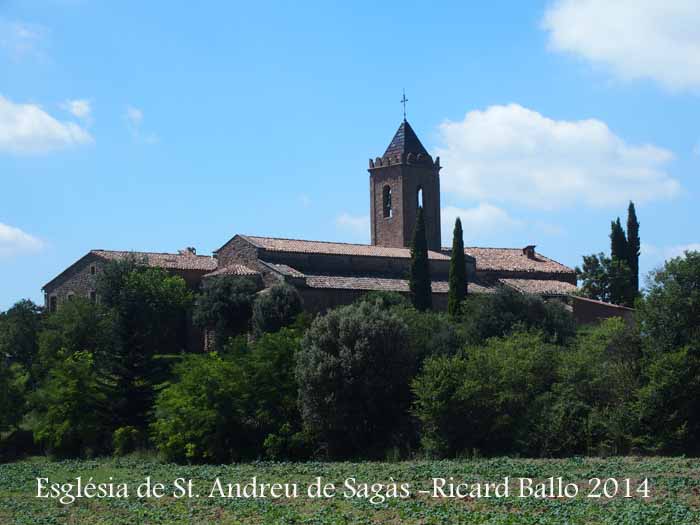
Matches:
[[523, 245, 536, 259]]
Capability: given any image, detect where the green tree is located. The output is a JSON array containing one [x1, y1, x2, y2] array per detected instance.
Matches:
[[460, 287, 575, 345], [36, 298, 110, 380], [409, 207, 432, 311], [30, 351, 107, 457], [626, 201, 640, 294], [413, 331, 557, 457], [637, 342, 700, 454], [193, 276, 257, 350], [638, 250, 700, 352], [251, 282, 303, 337], [447, 217, 467, 317], [526, 318, 640, 456], [96, 260, 193, 432], [577, 252, 634, 306], [635, 251, 700, 453], [0, 299, 42, 383], [610, 217, 628, 261], [152, 327, 304, 463], [296, 300, 414, 459], [0, 362, 27, 433]]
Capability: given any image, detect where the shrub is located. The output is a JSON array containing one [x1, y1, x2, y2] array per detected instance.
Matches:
[[460, 288, 575, 345], [193, 276, 258, 349], [152, 328, 304, 463], [251, 283, 302, 337], [296, 300, 414, 459], [524, 318, 640, 456], [29, 351, 107, 457], [113, 426, 144, 456], [413, 331, 557, 457]]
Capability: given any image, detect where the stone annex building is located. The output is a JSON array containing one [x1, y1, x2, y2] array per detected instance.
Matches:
[[42, 118, 628, 341]]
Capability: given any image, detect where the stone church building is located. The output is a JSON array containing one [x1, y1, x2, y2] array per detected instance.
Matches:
[[43, 118, 623, 334]]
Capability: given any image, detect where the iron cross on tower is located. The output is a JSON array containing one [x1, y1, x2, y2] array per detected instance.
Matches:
[[400, 89, 408, 120]]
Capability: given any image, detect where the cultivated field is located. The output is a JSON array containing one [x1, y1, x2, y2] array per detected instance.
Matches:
[[1, 456, 699, 524]]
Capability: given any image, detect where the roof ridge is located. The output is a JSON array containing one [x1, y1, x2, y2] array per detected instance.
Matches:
[[91, 249, 212, 258], [245, 234, 429, 250]]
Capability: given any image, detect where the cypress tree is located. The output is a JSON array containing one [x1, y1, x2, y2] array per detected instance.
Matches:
[[409, 207, 432, 311], [610, 218, 628, 261], [626, 201, 640, 294], [448, 217, 467, 317]]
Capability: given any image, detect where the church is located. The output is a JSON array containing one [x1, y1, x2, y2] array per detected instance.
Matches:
[[43, 117, 627, 335]]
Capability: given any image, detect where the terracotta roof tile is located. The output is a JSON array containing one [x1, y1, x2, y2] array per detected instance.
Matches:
[[91, 250, 217, 271], [462, 247, 574, 274], [305, 274, 450, 293], [243, 235, 450, 260], [203, 264, 259, 278], [499, 278, 577, 296], [260, 261, 306, 278]]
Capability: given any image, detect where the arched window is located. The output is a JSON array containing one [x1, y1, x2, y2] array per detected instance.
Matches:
[[382, 185, 392, 218], [417, 186, 424, 208]]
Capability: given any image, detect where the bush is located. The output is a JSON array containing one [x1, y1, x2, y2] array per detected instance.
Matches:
[[152, 328, 304, 463], [193, 276, 258, 350], [0, 299, 42, 375], [638, 250, 700, 353], [296, 300, 414, 459], [36, 298, 110, 380], [113, 426, 144, 456], [637, 343, 700, 454], [523, 318, 640, 456], [461, 288, 575, 345], [413, 331, 557, 457], [252, 283, 303, 337], [29, 351, 107, 457], [0, 361, 27, 433], [356, 293, 463, 362]]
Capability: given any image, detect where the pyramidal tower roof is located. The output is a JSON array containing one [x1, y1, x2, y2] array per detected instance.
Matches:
[[383, 119, 430, 159]]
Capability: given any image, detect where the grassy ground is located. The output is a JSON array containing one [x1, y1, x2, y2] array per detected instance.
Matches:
[[1, 456, 699, 524]]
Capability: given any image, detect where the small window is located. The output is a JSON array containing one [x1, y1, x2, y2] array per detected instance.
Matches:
[[382, 185, 392, 218], [49, 296, 57, 312], [417, 186, 424, 208], [90, 264, 96, 275], [89, 291, 97, 303], [67, 293, 75, 302]]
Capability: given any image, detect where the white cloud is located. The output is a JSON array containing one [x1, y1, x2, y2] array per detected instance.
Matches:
[[543, 0, 700, 92], [125, 106, 143, 126], [0, 222, 43, 258], [61, 99, 91, 120], [336, 212, 370, 239], [0, 20, 47, 61], [642, 242, 700, 266], [0, 94, 93, 154], [124, 105, 158, 144], [436, 104, 679, 210], [441, 203, 522, 245]]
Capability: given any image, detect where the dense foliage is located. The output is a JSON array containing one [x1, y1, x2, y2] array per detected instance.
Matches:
[[296, 298, 415, 459], [152, 327, 304, 462], [1, 250, 699, 462], [192, 276, 257, 350], [251, 282, 303, 337], [577, 203, 640, 306]]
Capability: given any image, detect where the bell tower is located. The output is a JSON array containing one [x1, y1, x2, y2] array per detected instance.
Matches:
[[368, 119, 442, 251]]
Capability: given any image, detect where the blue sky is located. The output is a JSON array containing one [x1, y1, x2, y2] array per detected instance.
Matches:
[[1, 0, 698, 310]]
